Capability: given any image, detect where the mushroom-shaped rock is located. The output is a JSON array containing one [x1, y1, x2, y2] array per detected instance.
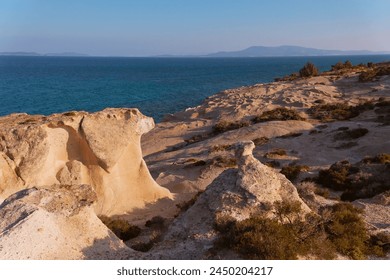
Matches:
[[0, 108, 172, 215]]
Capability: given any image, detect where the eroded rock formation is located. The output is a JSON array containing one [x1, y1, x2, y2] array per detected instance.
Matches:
[[0, 108, 171, 215], [0, 185, 133, 259], [147, 141, 310, 259]]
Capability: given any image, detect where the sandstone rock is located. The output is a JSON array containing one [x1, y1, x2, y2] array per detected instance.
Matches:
[[0, 185, 133, 259], [0, 108, 171, 215], [147, 141, 310, 259]]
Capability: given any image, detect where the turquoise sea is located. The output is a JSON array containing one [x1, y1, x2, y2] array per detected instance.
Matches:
[[1, 55, 389, 122]]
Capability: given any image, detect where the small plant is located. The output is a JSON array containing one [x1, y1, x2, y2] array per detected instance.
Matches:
[[210, 144, 232, 153], [253, 108, 304, 123], [264, 148, 287, 158], [299, 62, 319, 77], [362, 153, 390, 164], [213, 120, 251, 134], [324, 203, 369, 259], [313, 186, 330, 198], [317, 156, 390, 201], [214, 201, 336, 260], [359, 65, 390, 82], [317, 160, 353, 191], [280, 164, 309, 181], [331, 60, 353, 71], [252, 136, 269, 146], [99, 216, 141, 241], [308, 101, 374, 122], [212, 156, 237, 168]]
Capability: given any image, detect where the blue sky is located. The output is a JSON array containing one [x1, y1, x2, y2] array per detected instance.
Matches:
[[0, 0, 389, 56]]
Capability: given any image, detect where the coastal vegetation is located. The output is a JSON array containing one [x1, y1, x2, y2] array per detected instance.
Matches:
[[317, 155, 390, 201], [252, 107, 304, 123], [299, 62, 319, 77], [214, 201, 385, 259]]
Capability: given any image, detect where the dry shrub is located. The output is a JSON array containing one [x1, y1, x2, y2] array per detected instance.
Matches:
[[299, 62, 319, 77], [253, 108, 304, 123], [280, 164, 309, 181], [252, 136, 269, 146], [324, 203, 369, 259], [210, 144, 232, 153], [212, 156, 237, 168], [213, 120, 251, 134], [264, 148, 287, 158], [308, 101, 374, 122], [359, 65, 390, 82], [214, 201, 335, 259], [99, 216, 141, 241], [317, 157, 390, 201], [215, 201, 381, 259], [362, 153, 390, 164]]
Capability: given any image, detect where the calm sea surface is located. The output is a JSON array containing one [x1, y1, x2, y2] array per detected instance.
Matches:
[[1, 55, 389, 122]]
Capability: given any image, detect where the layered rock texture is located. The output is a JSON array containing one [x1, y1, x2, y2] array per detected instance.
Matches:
[[0, 108, 171, 215], [146, 141, 310, 259], [0, 185, 133, 259]]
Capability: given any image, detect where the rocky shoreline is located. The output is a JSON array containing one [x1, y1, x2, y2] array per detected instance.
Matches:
[[1, 62, 389, 259]]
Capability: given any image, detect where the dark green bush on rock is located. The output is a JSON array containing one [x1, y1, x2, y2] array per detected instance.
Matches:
[[324, 203, 369, 259], [299, 62, 319, 77], [214, 201, 381, 260], [317, 156, 390, 201]]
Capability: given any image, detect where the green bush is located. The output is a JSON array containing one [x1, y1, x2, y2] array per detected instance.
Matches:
[[299, 62, 319, 77], [317, 157, 390, 201], [215, 201, 380, 260], [214, 201, 336, 260], [331, 60, 353, 71], [317, 160, 353, 191], [325, 203, 369, 259]]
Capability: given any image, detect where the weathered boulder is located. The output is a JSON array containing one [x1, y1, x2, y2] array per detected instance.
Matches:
[[0, 109, 171, 215], [147, 141, 310, 259], [0, 185, 133, 259]]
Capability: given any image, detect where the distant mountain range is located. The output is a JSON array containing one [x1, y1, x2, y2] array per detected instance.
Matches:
[[0, 52, 88, 57], [206, 45, 390, 57], [1, 46, 390, 58]]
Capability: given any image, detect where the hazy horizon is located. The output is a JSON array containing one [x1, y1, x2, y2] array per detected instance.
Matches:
[[1, 0, 389, 56]]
